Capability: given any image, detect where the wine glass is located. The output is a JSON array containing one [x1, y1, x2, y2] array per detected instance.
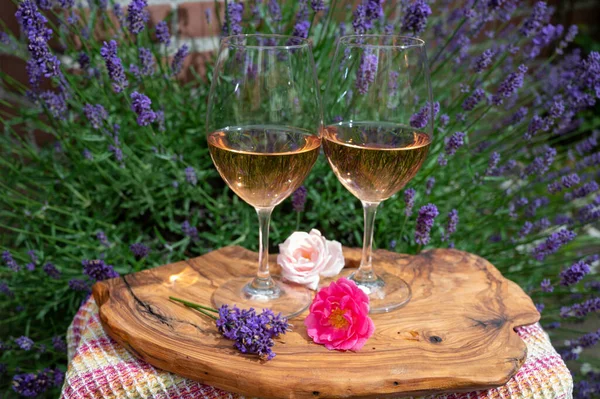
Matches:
[[206, 34, 322, 318], [323, 35, 433, 313]]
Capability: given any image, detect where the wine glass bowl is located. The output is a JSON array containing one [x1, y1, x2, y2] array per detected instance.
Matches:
[[206, 34, 322, 318], [323, 35, 433, 313]]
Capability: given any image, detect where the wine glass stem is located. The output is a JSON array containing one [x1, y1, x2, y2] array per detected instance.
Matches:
[[355, 201, 380, 283], [250, 207, 276, 291]]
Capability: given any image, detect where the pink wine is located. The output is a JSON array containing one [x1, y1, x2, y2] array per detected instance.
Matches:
[[323, 122, 431, 203], [208, 126, 321, 208]]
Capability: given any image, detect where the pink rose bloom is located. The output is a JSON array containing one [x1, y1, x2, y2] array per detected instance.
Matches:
[[277, 229, 344, 290], [304, 277, 375, 351]]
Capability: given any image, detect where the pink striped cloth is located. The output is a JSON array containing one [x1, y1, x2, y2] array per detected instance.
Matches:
[[60, 297, 573, 398]]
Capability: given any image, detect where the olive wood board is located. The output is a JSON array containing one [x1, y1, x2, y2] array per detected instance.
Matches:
[[93, 246, 540, 399]]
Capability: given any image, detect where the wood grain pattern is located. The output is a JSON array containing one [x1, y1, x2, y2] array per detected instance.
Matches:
[[92, 246, 540, 399]]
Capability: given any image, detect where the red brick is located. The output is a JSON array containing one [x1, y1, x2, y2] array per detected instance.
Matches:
[[0, 0, 19, 36], [0, 101, 54, 145], [0, 54, 52, 93], [173, 50, 215, 82], [178, 1, 224, 38], [148, 4, 173, 28]]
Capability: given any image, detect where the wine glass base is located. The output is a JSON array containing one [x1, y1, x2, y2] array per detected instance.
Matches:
[[338, 269, 412, 314], [211, 276, 312, 319]]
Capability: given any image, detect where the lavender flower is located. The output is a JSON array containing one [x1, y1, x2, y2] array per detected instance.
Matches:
[[556, 25, 577, 55], [2, 251, 20, 272], [135, 47, 154, 77], [535, 303, 545, 313], [540, 279, 553, 292], [292, 186, 307, 212], [52, 336, 67, 352], [171, 44, 189, 76], [100, 40, 128, 93], [181, 220, 199, 241], [39, 91, 67, 120], [268, 0, 282, 22], [444, 209, 458, 241], [438, 154, 448, 166], [355, 52, 378, 95], [415, 204, 439, 245], [445, 132, 466, 156], [216, 305, 288, 360], [205, 9, 211, 24], [130, 92, 157, 126], [126, 0, 149, 35], [155, 21, 170, 45], [352, 5, 370, 34], [410, 102, 437, 129], [68, 279, 90, 292], [16, 0, 61, 87], [532, 229, 576, 261], [310, 0, 325, 11], [96, 231, 110, 247], [522, 146, 556, 177], [82, 259, 119, 281], [561, 297, 600, 318], [560, 260, 591, 286], [0, 281, 14, 298], [130, 243, 150, 259], [565, 181, 598, 201], [486, 152, 501, 175], [404, 188, 416, 216], [288, 20, 310, 45], [462, 88, 485, 111], [402, 0, 432, 35], [519, 1, 548, 37], [492, 65, 527, 105], [473, 49, 494, 73], [77, 52, 90, 69], [83, 104, 108, 129], [439, 114, 450, 127], [224, 2, 244, 36], [12, 372, 51, 397], [425, 177, 435, 195], [15, 336, 34, 351], [575, 136, 597, 156], [185, 166, 197, 185], [510, 107, 528, 125], [43, 263, 60, 279], [82, 148, 93, 160]]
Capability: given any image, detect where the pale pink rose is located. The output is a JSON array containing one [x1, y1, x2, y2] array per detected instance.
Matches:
[[277, 229, 345, 290], [304, 278, 375, 351]]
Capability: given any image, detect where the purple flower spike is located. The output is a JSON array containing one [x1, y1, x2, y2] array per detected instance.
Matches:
[[15, 336, 34, 351], [560, 260, 591, 287], [462, 88, 485, 111], [182, 220, 199, 241], [519, 1, 548, 37], [410, 102, 437, 130], [130, 92, 157, 126], [83, 104, 108, 129], [311, 0, 325, 11], [82, 259, 119, 281], [492, 65, 527, 105], [100, 40, 128, 93], [415, 204, 439, 245], [444, 209, 458, 241], [425, 177, 435, 195], [402, 0, 432, 35], [473, 49, 494, 73], [292, 186, 307, 212], [532, 229, 576, 261], [171, 44, 189, 76], [445, 132, 466, 156], [43, 263, 61, 279], [224, 2, 244, 36], [126, 0, 149, 35], [155, 21, 170, 45], [2, 251, 20, 272], [130, 243, 151, 259], [356, 52, 378, 95], [540, 279, 553, 292], [185, 166, 197, 185]]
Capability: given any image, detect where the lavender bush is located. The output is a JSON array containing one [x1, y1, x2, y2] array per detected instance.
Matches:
[[0, 0, 599, 396]]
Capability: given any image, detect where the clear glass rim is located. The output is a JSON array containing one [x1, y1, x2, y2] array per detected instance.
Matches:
[[221, 34, 312, 50], [338, 34, 426, 48]]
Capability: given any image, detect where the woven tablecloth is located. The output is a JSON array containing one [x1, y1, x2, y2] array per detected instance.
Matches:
[[60, 297, 573, 399]]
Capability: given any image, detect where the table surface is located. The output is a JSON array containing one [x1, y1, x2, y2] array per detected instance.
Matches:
[[60, 294, 573, 398]]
